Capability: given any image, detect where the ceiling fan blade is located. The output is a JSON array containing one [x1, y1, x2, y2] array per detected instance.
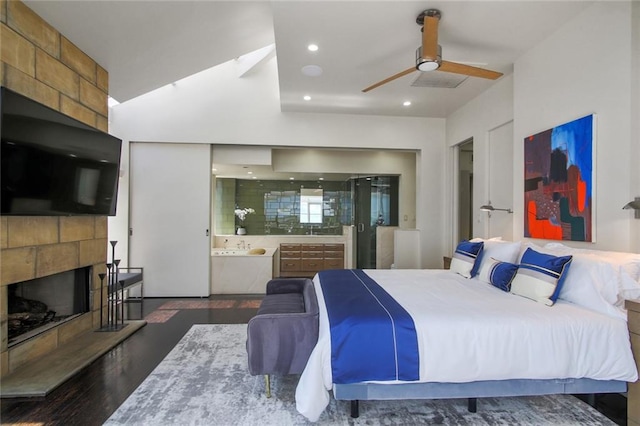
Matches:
[[422, 15, 439, 60], [438, 60, 503, 80], [362, 66, 416, 92]]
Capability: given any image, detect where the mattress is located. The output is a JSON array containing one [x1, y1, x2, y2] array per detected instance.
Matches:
[[295, 269, 638, 421]]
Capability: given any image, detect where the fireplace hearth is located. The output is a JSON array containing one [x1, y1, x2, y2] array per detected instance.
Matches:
[[7, 267, 91, 347]]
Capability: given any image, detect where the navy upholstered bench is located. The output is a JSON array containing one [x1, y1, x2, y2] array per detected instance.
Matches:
[[115, 267, 144, 303], [246, 278, 319, 397]]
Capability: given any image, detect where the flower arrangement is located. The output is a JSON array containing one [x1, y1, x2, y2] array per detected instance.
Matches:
[[234, 207, 255, 223]]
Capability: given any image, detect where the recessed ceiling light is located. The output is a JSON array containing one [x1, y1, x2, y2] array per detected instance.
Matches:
[[304, 95, 311, 101], [248, 171, 253, 175], [301, 65, 323, 77], [319, 177, 324, 181], [252, 176, 257, 179], [307, 44, 319, 52], [403, 101, 412, 106], [289, 177, 295, 180]]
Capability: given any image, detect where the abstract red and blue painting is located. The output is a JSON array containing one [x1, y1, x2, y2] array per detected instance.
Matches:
[[524, 114, 594, 242]]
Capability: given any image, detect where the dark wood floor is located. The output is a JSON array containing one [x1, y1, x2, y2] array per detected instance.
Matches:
[[1, 296, 260, 426], [0, 296, 628, 425]]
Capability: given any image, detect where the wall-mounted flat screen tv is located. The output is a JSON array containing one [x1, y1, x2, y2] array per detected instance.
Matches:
[[1, 87, 122, 216]]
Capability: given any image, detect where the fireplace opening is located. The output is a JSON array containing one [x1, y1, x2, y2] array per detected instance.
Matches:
[[8, 267, 91, 347]]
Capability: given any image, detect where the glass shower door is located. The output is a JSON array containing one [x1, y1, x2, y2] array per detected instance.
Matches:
[[354, 176, 399, 269]]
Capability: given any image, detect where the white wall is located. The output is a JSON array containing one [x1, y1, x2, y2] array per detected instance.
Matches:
[[110, 1, 639, 268], [445, 1, 638, 255], [110, 56, 446, 268], [514, 1, 635, 252], [445, 75, 514, 253]]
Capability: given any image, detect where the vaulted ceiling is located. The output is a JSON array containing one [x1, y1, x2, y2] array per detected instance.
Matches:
[[25, 1, 593, 118]]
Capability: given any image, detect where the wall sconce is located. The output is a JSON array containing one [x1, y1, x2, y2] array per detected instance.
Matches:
[[480, 201, 513, 214], [622, 197, 640, 219]]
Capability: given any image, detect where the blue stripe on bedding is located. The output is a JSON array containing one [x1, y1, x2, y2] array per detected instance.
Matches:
[[319, 269, 419, 384]]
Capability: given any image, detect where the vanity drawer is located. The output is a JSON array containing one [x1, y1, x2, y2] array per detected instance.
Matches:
[[281, 243, 301, 251], [302, 251, 323, 259], [302, 259, 323, 271], [280, 250, 301, 259], [323, 243, 344, 252], [281, 259, 302, 271], [324, 250, 343, 259], [324, 258, 344, 269], [302, 244, 324, 251]]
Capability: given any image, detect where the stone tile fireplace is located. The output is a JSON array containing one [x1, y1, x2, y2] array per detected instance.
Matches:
[[0, 216, 108, 377], [1, 0, 115, 381], [7, 266, 91, 348]]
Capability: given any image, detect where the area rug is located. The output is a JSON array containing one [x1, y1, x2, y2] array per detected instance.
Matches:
[[105, 324, 615, 426]]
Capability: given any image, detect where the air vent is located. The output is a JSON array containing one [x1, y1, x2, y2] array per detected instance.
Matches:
[[411, 71, 468, 88]]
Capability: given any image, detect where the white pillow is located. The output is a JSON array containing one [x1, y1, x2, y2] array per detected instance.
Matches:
[[471, 237, 504, 242], [615, 270, 640, 309], [516, 240, 545, 263], [473, 240, 522, 284], [544, 243, 640, 282], [557, 255, 628, 320]]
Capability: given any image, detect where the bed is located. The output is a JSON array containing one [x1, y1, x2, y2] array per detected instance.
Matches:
[[294, 240, 640, 422]]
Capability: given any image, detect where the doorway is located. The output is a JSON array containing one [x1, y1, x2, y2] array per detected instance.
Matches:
[[129, 143, 211, 297], [353, 176, 399, 269], [457, 139, 474, 241]]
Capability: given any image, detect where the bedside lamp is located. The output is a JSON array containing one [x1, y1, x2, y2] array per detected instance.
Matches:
[[480, 202, 513, 214], [622, 197, 640, 219]]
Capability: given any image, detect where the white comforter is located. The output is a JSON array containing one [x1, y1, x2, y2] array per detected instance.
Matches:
[[295, 269, 638, 422]]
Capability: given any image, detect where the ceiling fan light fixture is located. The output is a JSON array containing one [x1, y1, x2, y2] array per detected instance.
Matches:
[[415, 46, 441, 72], [417, 60, 439, 72]]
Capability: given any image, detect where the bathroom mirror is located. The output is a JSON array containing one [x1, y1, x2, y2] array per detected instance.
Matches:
[[300, 188, 323, 224]]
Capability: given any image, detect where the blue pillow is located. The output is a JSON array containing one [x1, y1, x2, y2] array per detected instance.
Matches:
[[478, 258, 518, 292], [449, 240, 484, 278], [510, 248, 573, 306]]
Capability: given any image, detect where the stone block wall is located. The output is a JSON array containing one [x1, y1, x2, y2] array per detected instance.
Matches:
[[0, 0, 108, 129], [0, 0, 111, 377]]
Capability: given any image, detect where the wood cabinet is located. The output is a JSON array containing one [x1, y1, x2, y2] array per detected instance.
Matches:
[[627, 299, 640, 426], [280, 243, 344, 278]]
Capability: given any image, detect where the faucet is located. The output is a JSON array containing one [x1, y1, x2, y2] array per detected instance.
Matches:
[[224, 238, 228, 249], [237, 240, 246, 250]]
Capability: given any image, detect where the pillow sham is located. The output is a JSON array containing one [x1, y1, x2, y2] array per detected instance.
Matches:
[[557, 255, 627, 320], [543, 242, 640, 282], [510, 248, 572, 306], [450, 240, 484, 278], [473, 240, 521, 284], [478, 258, 518, 292]]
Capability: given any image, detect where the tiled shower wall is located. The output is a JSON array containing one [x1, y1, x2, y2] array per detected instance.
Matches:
[[216, 179, 351, 235]]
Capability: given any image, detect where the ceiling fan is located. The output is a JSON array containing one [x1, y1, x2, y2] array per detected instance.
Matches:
[[362, 9, 503, 93]]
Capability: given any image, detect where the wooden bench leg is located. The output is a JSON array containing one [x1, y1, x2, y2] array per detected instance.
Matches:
[[265, 374, 271, 398]]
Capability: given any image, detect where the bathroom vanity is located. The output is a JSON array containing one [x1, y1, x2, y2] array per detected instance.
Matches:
[[210, 248, 277, 294]]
